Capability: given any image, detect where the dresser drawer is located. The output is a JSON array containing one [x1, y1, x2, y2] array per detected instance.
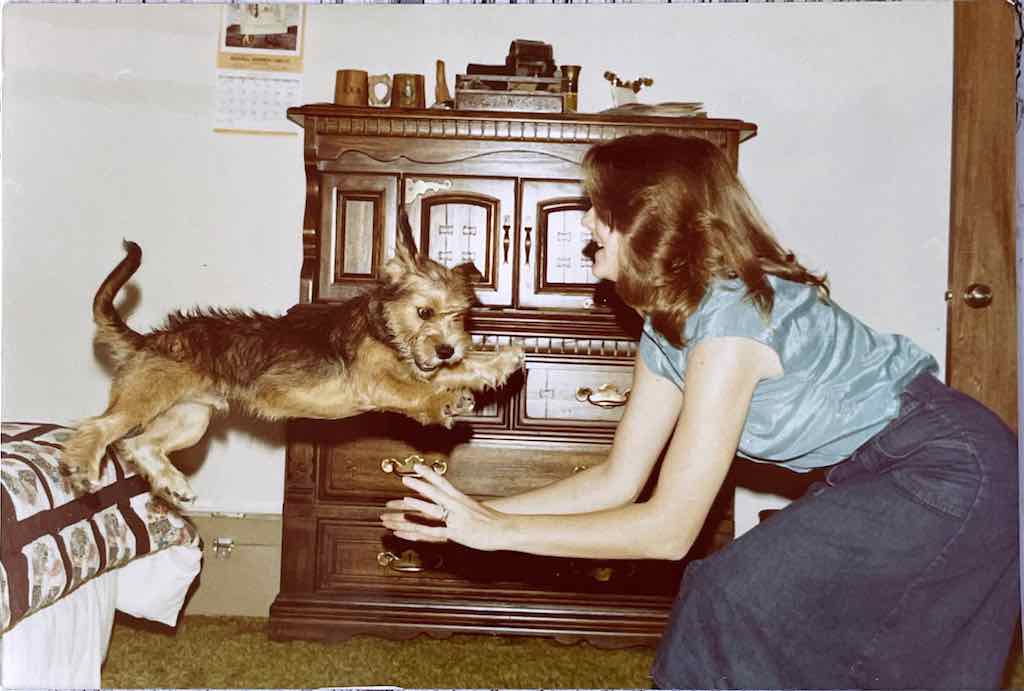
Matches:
[[517, 360, 633, 431], [316, 509, 684, 598], [323, 440, 608, 501], [317, 517, 460, 591]]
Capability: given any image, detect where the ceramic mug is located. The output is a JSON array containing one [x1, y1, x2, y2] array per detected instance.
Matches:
[[368, 74, 392, 107], [391, 73, 426, 109], [334, 69, 369, 106]]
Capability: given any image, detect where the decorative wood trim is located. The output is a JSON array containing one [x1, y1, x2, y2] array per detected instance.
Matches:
[[269, 591, 672, 648], [288, 300, 642, 343], [470, 333, 637, 359], [288, 105, 756, 147], [284, 441, 317, 492]]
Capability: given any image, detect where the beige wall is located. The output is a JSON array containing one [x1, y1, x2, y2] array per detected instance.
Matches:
[[2, 2, 953, 517]]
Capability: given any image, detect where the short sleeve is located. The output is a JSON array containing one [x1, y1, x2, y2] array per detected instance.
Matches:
[[688, 285, 777, 353], [639, 320, 684, 389]]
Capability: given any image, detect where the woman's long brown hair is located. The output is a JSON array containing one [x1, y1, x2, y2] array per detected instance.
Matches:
[[582, 134, 828, 348]]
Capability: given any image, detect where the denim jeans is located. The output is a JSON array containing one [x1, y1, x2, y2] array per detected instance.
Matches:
[[651, 372, 1019, 689]]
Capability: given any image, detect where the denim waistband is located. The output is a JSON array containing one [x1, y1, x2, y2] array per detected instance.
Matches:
[[829, 369, 1015, 497], [825, 371, 945, 486], [900, 369, 945, 402]]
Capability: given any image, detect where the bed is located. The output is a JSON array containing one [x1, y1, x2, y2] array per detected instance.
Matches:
[[0, 422, 202, 689]]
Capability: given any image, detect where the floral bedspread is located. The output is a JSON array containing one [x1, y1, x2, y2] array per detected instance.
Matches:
[[1, 422, 198, 632]]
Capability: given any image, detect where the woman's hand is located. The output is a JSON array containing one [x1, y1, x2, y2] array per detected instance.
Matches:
[[381, 464, 510, 551]]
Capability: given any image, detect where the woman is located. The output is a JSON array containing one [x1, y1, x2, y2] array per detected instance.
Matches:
[[381, 134, 1019, 689]]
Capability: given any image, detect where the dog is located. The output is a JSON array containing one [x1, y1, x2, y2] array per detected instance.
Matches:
[[60, 212, 525, 507]]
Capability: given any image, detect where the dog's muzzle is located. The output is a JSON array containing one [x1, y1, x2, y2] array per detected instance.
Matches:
[[415, 343, 460, 373]]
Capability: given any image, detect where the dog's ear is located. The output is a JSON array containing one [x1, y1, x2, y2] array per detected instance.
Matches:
[[394, 209, 421, 268], [452, 262, 483, 282], [381, 209, 421, 284]]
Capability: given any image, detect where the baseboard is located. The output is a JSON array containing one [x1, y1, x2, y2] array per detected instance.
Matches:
[[183, 512, 282, 617]]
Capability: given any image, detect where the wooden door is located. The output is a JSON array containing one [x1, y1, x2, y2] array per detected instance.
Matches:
[[518, 179, 595, 309], [948, 0, 1018, 430], [402, 175, 516, 307]]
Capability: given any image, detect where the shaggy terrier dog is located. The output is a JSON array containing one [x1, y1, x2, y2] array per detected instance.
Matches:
[[60, 213, 524, 506]]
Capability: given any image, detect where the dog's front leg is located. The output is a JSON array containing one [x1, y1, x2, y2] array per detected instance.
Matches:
[[367, 378, 477, 429], [412, 387, 477, 428], [432, 344, 526, 391]]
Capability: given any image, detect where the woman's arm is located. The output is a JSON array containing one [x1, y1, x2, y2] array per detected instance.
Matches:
[[382, 336, 781, 561], [483, 354, 683, 515]]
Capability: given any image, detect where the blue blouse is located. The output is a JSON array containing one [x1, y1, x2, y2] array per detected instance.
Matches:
[[638, 276, 938, 472]]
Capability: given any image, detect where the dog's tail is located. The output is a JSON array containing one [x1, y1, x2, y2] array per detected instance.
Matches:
[[93, 240, 145, 363]]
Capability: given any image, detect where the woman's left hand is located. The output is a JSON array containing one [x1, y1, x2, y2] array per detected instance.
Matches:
[[381, 464, 509, 551]]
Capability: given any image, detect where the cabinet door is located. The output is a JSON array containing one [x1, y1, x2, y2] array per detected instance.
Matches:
[[318, 173, 399, 302], [402, 175, 515, 307], [519, 180, 597, 309]]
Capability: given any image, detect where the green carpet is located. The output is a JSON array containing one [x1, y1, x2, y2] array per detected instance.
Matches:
[[102, 615, 657, 688], [102, 615, 1024, 689]]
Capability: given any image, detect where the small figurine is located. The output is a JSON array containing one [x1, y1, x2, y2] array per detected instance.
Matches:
[[603, 71, 653, 107], [603, 71, 653, 93]]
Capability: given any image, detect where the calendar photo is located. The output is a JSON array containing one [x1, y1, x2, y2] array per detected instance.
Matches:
[[217, 3, 305, 73]]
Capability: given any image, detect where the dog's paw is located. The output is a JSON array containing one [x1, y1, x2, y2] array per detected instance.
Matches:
[[59, 430, 106, 495], [438, 388, 476, 428], [485, 345, 526, 388], [152, 473, 197, 508], [417, 388, 476, 428], [114, 440, 197, 508], [446, 388, 477, 416], [498, 344, 526, 371], [59, 462, 101, 497]]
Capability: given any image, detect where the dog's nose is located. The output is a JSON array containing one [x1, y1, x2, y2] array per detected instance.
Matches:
[[435, 344, 455, 360]]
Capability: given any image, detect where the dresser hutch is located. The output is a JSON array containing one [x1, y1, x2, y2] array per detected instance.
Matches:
[[268, 104, 757, 647]]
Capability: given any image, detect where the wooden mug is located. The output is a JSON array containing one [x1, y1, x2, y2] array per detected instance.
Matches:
[[334, 69, 369, 106], [368, 74, 392, 107], [391, 73, 426, 109]]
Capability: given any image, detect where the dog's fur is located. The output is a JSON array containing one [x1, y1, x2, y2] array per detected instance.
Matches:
[[60, 213, 524, 506]]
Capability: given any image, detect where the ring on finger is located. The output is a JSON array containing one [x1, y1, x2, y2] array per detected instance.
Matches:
[[438, 505, 449, 522]]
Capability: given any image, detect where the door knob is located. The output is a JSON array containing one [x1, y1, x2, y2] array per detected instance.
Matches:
[[962, 283, 993, 308]]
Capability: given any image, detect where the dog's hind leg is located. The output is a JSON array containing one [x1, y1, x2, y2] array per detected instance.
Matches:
[[61, 360, 201, 493], [115, 400, 218, 507], [61, 410, 140, 494]]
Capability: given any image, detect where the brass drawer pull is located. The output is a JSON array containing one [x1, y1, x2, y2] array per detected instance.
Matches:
[[380, 454, 448, 476], [575, 383, 630, 409], [377, 549, 441, 573]]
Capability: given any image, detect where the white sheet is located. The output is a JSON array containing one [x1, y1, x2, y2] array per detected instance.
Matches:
[[0, 542, 201, 689]]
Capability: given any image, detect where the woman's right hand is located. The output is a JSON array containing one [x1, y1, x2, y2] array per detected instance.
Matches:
[[381, 463, 512, 552]]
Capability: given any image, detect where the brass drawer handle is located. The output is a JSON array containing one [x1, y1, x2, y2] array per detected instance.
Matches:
[[377, 549, 441, 573], [575, 383, 631, 409], [380, 454, 448, 476]]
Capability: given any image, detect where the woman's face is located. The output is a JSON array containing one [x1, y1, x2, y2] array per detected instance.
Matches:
[[582, 206, 621, 282]]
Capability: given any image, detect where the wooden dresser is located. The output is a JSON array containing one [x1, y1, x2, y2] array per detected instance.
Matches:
[[268, 105, 757, 647]]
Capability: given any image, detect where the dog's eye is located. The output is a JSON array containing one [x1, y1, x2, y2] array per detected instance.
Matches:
[[417, 307, 434, 320]]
